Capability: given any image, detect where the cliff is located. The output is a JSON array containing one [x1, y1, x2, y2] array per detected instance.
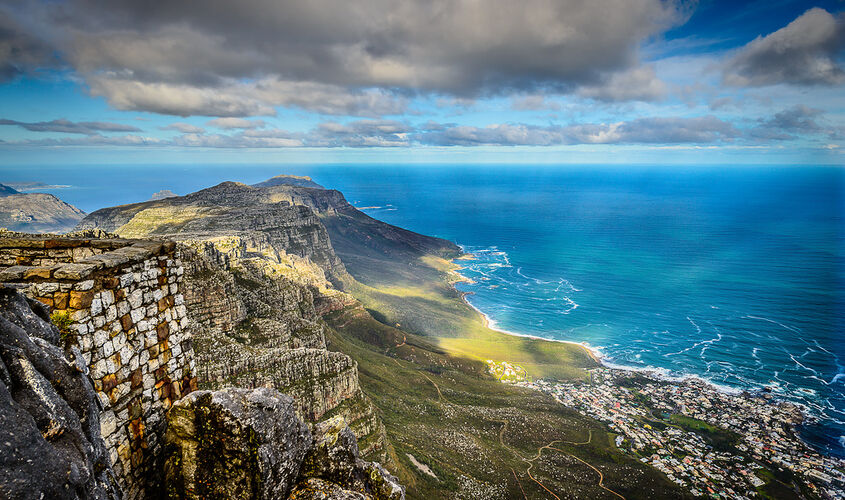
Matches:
[[164, 388, 403, 500], [0, 275, 403, 500], [76, 181, 390, 459], [0, 193, 85, 233]]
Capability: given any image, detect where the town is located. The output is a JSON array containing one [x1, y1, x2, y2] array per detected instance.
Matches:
[[518, 368, 845, 499]]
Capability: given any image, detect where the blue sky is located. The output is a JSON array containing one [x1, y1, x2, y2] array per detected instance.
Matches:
[[0, 0, 843, 165]]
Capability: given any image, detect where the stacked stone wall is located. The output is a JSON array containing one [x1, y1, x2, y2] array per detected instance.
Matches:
[[0, 235, 196, 499]]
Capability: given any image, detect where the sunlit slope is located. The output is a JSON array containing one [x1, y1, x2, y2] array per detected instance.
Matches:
[[319, 207, 597, 380]]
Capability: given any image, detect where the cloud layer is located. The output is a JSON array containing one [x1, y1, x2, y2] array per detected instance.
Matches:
[[2, 0, 683, 116], [0, 118, 141, 135]]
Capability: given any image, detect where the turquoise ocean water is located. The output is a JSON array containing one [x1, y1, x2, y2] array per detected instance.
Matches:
[[3, 163, 843, 458]]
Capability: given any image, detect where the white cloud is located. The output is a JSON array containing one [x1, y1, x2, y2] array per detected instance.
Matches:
[[0, 118, 141, 134], [1, 0, 686, 116], [417, 116, 738, 146]]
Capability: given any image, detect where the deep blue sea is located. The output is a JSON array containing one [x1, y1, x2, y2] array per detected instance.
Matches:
[[3, 163, 843, 458]]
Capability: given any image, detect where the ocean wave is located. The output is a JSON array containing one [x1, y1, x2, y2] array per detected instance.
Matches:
[[598, 359, 746, 395], [743, 314, 802, 333], [664, 331, 722, 357]]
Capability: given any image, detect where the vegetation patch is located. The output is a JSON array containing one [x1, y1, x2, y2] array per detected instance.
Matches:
[[50, 310, 75, 346]]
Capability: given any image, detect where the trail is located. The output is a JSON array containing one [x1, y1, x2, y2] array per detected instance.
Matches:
[[420, 372, 444, 403], [495, 419, 561, 499], [498, 422, 623, 500], [389, 357, 443, 404], [548, 445, 625, 499], [511, 467, 528, 500], [393, 342, 613, 499]]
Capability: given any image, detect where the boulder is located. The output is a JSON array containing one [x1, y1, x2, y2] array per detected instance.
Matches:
[[293, 416, 404, 500], [0, 286, 119, 499], [163, 389, 403, 500], [163, 388, 311, 500]]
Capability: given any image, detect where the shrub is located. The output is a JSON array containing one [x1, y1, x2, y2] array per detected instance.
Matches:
[[50, 310, 75, 346]]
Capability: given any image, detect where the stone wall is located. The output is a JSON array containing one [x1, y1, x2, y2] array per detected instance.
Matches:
[[0, 234, 196, 500]]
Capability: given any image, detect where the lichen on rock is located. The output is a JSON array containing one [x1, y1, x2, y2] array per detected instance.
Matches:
[[163, 388, 403, 500]]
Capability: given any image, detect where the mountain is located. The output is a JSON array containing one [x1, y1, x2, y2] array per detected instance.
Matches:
[[252, 174, 325, 189], [78, 180, 389, 459], [0, 192, 85, 233], [76, 176, 685, 499], [0, 183, 19, 197]]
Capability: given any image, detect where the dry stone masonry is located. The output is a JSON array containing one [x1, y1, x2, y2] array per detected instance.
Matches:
[[0, 232, 197, 500]]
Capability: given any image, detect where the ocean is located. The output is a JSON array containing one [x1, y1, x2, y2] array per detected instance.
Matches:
[[3, 163, 843, 458]]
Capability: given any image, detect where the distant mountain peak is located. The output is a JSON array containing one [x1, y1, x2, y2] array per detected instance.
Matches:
[[0, 192, 85, 233], [150, 189, 177, 201], [252, 175, 324, 189]]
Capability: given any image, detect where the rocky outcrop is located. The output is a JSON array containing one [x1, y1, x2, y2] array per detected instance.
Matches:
[[77, 183, 348, 284], [164, 388, 311, 500], [292, 416, 404, 500], [0, 286, 120, 499], [179, 240, 384, 458], [75, 180, 388, 459], [0, 193, 85, 233], [150, 190, 177, 201], [164, 388, 403, 500], [75, 179, 460, 280]]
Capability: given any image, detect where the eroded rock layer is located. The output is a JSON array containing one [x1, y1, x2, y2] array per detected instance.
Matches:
[[77, 181, 387, 459]]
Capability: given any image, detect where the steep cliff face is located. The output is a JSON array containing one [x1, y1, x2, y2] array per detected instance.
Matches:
[[0, 286, 120, 499], [181, 240, 385, 457], [76, 180, 459, 282], [78, 183, 347, 283], [76, 181, 387, 459]]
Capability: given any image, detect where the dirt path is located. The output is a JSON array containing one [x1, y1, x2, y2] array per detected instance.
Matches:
[[497, 422, 624, 500], [495, 419, 562, 499], [548, 445, 625, 500], [420, 372, 444, 403]]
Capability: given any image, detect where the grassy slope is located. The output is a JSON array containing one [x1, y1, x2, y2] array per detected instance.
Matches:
[[328, 222, 597, 380], [325, 305, 690, 499]]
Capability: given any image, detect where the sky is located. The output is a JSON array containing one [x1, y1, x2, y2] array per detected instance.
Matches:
[[0, 0, 844, 165]]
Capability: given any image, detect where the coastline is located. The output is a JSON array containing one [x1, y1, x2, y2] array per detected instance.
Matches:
[[450, 250, 792, 397], [457, 285, 602, 365], [447, 251, 845, 468]]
